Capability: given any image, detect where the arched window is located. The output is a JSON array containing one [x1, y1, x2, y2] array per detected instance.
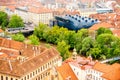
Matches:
[[11, 78, 13, 80], [1, 76, 3, 80], [6, 77, 8, 80]]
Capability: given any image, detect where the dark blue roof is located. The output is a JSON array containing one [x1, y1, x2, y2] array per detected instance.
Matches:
[[55, 15, 100, 30]]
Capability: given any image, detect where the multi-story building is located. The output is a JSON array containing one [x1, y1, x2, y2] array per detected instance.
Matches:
[[87, 62, 120, 80], [15, 6, 53, 25], [56, 48, 120, 80], [0, 37, 62, 80], [55, 49, 96, 80]]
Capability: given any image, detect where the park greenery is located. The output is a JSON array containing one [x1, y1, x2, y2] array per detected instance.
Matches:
[[0, 11, 8, 29], [34, 23, 120, 60], [28, 35, 40, 45], [0, 11, 24, 29], [1, 11, 120, 61], [12, 33, 25, 42], [8, 15, 24, 28]]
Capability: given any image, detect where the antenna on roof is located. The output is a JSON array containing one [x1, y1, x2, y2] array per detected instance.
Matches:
[[8, 60, 13, 71]]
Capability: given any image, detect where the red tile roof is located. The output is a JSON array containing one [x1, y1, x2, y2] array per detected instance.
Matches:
[[112, 29, 120, 37], [89, 22, 113, 30], [93, 62, 111, 73], [93, 62, 120, 80], [28, 6, 52, 14], [6, 5, 16, 11], [0, 38, 61, 77], [102, 63, 120, 80], [56, 63, 78, 80]]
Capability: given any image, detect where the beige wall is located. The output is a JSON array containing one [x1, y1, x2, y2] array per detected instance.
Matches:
[[0, 6, 6, 11], [0, 56, 62, 80], [15, 8, 53, 25], [56, 72, 63, 80], [15, 9, 28, 23], [28, 12, 53, 25], [0, 74, 20, 80]]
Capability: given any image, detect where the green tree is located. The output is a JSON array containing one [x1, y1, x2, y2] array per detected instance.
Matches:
[[0, 11, 8, 29], [80, 37, 94, 56], [43, 26, 60, 44], [57, 41, 70, 60], [8, 15, 24, 28], [28, 35, 40, 45], [96, 34, 116, 58], [57, 30, 75, 48], [34, 23, 49, 40], [97, 27, 112, 36], [74, 29, 89, 53], [12, 33, 25, 42], [87, 48, 101, 59]]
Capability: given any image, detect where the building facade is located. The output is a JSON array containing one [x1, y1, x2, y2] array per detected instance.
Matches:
[[0, 38, 62, 80]]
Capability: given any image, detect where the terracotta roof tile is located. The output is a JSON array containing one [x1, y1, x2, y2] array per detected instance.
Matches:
[[89, 22, 113, 30], [93, 62, 111, 73], [93, 62, 120, 80], [28, 6, 52, 14], [56, 63, 78, 80], [112, 29, 120, 37], [0, 38, 61, 77], [102, 63, 120, 80]]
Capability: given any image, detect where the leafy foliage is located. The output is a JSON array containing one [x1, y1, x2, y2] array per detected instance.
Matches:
[[34, 23, 49, 40], [8, 15, 24, 28], [34, 23, 120, 61], [57, 41, 70, 60], [12, 33, 25, 42], [97, 27, 112, 36], [0, 11, 8, 29], [28, 35, 40, 45]]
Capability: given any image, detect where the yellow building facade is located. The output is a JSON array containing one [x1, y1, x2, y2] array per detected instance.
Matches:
[[0, 38, 62, 80]]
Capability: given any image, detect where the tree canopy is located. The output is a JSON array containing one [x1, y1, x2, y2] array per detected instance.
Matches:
[[0, 11, 8, 29], [33, 24, 120, 61], [12, 33, 25, 42], [8, 15, 24, 28], [57, 41, 70, 60], [28, 35, 40, 45]]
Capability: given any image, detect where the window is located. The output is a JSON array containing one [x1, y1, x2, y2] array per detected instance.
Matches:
[[36, 70, 37, 74], [41, 75, 42, 79], [46, 72, 48, 76], [11, 78, 13, 80], [1, 75, 3, 80], [46, 64, 47, 68], [24, 76, 26, 80], [33, 72, 35, 76], [27, 75, 29, 79], [41, 67, 42, 71], [6, 77, 8, 80]]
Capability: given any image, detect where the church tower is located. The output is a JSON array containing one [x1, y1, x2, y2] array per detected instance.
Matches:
[[72, 48, 77, 60]]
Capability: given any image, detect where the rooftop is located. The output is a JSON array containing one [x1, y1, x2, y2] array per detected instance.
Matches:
[[56, 63, 78, 80], [89, 22, 113, 30], [0, 37, 60, 77], [93, 62, 120, 80]]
